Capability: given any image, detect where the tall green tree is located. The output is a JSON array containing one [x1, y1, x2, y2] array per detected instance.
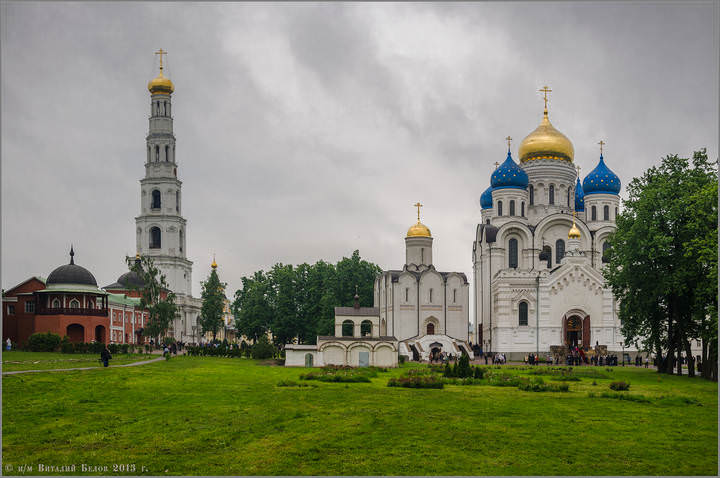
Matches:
[[126, 255, 177, 342], [200, 264, 227, 342], [604, 149, 717, 380], [232, 271, 273, 343]]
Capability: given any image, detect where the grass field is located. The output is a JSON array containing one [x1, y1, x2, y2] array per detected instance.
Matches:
[[1, 351, 155, 372], [2, 356, 717, 475]]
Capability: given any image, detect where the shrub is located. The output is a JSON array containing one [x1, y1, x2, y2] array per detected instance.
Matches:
[[251, 335, 276, 359], [277, 380, 316, 388], [120, 344, 129, 354], [108, 344, 120, 355], [398, 354, 407, 364], [457, 353, 472, 378], [443, 362, 452, 377], [609, 381, 630, 391], [27, 332, 62, 352], [60, 336, 74, 354], [473, 366, 486, 379], [388, 375, 443, 389]]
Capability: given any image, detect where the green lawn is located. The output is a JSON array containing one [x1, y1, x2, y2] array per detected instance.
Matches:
[[2, 357, 717, 475], [1, 351, 155, 372]]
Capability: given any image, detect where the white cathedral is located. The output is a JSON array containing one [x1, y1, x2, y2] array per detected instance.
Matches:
[[134, 51, 201, 341], [473, 90, 633, 360]]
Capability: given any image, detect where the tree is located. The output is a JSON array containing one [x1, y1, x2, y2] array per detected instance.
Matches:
[[200, 265, 227, 342], [232, 271, 273, 343], [126, 255, 177, 342], [603, 150, 717, 380], [231, 250, 382, 345]]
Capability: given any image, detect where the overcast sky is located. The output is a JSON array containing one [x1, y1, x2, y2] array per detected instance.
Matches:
[[2, 2, 718, 303]]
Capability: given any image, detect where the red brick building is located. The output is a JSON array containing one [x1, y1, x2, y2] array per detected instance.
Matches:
[[2, 248, 149, 345]]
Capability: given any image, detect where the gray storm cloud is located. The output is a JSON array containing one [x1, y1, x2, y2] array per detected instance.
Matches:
[[2, 2, 717, 306]]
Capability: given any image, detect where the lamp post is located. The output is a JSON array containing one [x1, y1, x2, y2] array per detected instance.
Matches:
[[536, 272, 540, 357]]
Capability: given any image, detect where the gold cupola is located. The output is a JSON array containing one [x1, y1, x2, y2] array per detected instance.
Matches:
[[518, 86, 574, 163], [568, 212, 581, 239], [211, 254, 218, 270], [407, 202, 432, 237], [148, 49, 174, 95]]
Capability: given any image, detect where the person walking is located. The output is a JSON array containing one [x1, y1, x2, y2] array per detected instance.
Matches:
[[5, 337, 11, 351], [100, 346, 112, 368]]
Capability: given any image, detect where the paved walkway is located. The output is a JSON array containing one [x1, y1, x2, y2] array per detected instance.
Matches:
[[2, 357, 164, 375]]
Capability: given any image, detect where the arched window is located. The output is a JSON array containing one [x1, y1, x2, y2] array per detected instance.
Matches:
[[147, 146, 151, 162], [615, 207, 618, 218], [556, 239, 566, 264], [497, 201, 503, 216], [360, 320, 372, 337], [602, 241, 611, 263], [342, 320, 354, 337], [150, 227, 161, 249], [69, 299, 80, 309], [405, 288, 409, 302], [603, 205, 609, 221], [508, 238, 518, 269], [52, 298, 61, 308], [429, 288, 433, 303], [427, 322, 435, 335], [529, 185, 534, 205], [510, 200, 515, 216], [591, 206, 597, 221], [519, 301, 528, 326], [155, 145, 160, 162], [176, 191, 180, 212], [549, 185, 555, 205], [521, 202, 525, 217], [165, 145, 169, 162], [453, 289, 457, 303], [567, 188, 571, 206], [151, 190, 161, 209], [179, 229, 184, 253]]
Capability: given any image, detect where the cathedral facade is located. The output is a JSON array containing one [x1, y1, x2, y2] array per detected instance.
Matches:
[[473, 92, 632, 360]]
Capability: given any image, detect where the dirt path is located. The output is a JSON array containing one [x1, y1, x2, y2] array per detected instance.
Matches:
[[2, 357, 165, 375]]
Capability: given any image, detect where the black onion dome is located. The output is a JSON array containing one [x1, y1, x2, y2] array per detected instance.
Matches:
[[116, 270, 145, 289], [47, 246, 98, 287]]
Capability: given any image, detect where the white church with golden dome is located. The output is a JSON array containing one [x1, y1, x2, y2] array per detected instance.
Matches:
[[473, 87, 632, 360], [373, 203, 472, 361]]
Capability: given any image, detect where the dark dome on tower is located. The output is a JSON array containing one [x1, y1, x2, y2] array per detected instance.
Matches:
[[46, 247, 98, 287]]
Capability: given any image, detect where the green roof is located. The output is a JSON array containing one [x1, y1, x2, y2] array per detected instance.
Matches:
[[107, 293, 142, 307]]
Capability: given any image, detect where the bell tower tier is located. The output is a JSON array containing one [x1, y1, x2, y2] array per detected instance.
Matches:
[[135, 49, 193, 296]]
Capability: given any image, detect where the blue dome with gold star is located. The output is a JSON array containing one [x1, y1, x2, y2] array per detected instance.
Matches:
[[574, 178, 585, 212], [583, 155, 621, 195], [491, 151, 529, 190], [480, 186, 493, 209]]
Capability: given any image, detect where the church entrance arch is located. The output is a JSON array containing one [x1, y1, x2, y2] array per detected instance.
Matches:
[[427, 323, 435, 335], [564, 315, 590, 349]]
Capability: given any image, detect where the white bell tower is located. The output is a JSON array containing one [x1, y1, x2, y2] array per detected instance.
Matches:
[[135, 49, 193, 296]]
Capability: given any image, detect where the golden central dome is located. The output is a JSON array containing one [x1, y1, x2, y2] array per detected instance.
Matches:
[[407, 221, 431, 238], [518, 109, 574, 162], [148, 72, 174, 95]]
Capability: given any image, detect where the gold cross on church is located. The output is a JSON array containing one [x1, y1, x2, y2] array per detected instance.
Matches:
[[539, 85, 552, 109], [413, 202, 423, 222], [155, 48, 168, 71], [505, 136, 512, 151], [598, 140, 605, 156], [576, 164, 581, 177], [494, 161, 500, 169]]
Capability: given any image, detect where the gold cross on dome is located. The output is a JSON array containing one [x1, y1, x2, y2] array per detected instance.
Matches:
[[598, 140, 605, 156], [413, 202, 423, 222], [505, 136, 512, 151], [155, 48, 168, 71], [576, 164, 581, 177], [494, 161, 500, 169], [539, 85, 552, 109]]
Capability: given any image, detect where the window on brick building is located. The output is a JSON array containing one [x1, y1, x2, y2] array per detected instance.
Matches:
[[25, 301, 35, 313]]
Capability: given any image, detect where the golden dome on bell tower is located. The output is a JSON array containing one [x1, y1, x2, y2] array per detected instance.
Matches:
[[148, 49, 174, 95], [518, 86, 574, 163], [568, 212, 581, 239], [406, 202, 432, 238]]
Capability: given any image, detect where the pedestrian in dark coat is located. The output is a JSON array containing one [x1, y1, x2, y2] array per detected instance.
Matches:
[[100, 346, 112, 367]]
